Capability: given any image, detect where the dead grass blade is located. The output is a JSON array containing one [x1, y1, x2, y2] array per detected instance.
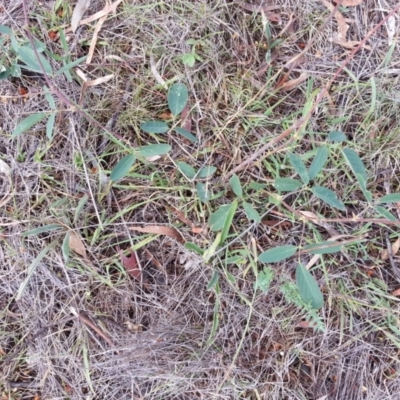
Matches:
[[332, 0, 363, 6], [237, 3, 279, 12], [69, 231, 87, 258], [86, 15, 107, 64], [71, 0, 91, 33], [129, 225, 185, 244]]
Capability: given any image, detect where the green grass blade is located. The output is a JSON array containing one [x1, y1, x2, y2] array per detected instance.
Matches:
[[12, 113, 47, 137], [259, 245, 297, 263]]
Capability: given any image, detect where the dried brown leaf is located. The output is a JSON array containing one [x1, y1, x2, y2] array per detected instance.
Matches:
[[118, 248, 141, 281], [279, 72, 309, 91], [86, 15, 107, 64], [129, 225, 185, 244], [381, 237, 400, 260], [69, 232, 87, 258], [391, 288, 400, 297], [86, 74, 114, 87], [321, 0, 348, 40], [180, 105, 192, 133]]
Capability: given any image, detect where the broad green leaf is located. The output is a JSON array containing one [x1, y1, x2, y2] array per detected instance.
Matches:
[[342, 147, 367, 182], [309, 146, 329, 180], [140, 121, 169, 134], [296, 263, 324, 309], [259, 245, 297, 263], [23, 224, 63, 236], [10, 62, 21, 78], [209, 202, 235, 231], [229, 174, 242, 198], [62, 232, 70, 263], [136, 144, 171, 157], [312, 186, 345, 211], [168, 83, 188, 116], [17, 45, 52, 74], [243, 201, 261, 223], [220, 200, 238, 243], [185, 242, 204, 255], [174, 127, 197, 142], [182, 53, 196, 67], [46, 113, 56, 139], [0, 24, 12, 35], [0, 68, 11, 80], [110, 154, 136, 181], [12, 113, 47, 138], [356, 173, 373, 202], [248, 182, 268, 190], [54, 55, 87, 76], [303, 241, 342, 254], [254, 267, 274, 292], [288, 153, 309, 185], [196, 182, 210, 203], [379, 193, 400, 204], [198, 165, 217, 178], [207, 270, 220, 290], [274, 178, 302, 192], [328, 130, 347, 142], [176, 161, 197, 179], [375, 206, 398, 221]]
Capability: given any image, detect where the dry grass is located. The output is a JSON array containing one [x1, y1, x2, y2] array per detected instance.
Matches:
[[1, 0, 400, 399]]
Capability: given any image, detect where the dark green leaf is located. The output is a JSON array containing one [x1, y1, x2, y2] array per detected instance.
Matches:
[[254, 267, 274, 292], [328, 130, 347, 142], [12, 113, 47, 138], [110, 154, 136, 181], [209, 203, 235, 231], [375, 206, 398, 221], [54, 55, 87, 76], [243, 201, 261, 223], [288, 153, 309, 185], [196, 182, 210, 203], [168, 83, 189, 116], [312, 186, 345, 211], [46, 113, 56, 139], [207, 271, 220, 290], [296, 263, 324, 309], [274, 178, 302, 192], [17, 45, 52, 74], [229, 174, 242, 198], [342, 147, 367, 182], [176, 161, 197, 179], [23, 224, 63, 236], [309, 146, 329, 180], [0, 24, 12, 35], [198, 165, 217, 178], [136, 144, 171, 157], [379, 193, 400, 204], [220, 200, 238, 243], [185, 242, 204, 255], [140, 121, 169, 134], [303, 241, 342, 254], [259, 245, 297, 263], [174, 127, 197, 142]]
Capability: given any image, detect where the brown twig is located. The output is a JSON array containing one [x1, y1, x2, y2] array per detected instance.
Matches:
[[224, 2, 400, 180]]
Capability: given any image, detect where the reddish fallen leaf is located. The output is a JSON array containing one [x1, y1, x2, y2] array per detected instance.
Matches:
[[48, 30, 58, 41], [18, 87, 29, 96], [118, 248, 141, 281], [69, 232, 87, 258], [332, 0, 363, 6], [296, 320, 317, 329], [180, 104, 192, 133], [391, 288, 400, 297], [159, 112, 173, 120], [129, 225, 185, 244], [279, 72, 309, 91]]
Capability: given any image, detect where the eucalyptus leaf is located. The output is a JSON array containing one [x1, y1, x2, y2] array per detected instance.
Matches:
[[229, 174, 242, 198], [140, 121, 169, 134], [12, 113, 47, 138], [296, 263, 324, 309], [312, 186, 345, 211], [168, 83, 188, 116], [309, 146, 329, 180], [110, 154, 136, 182], [288, 152, 309, 185], [259, 245, 297, 263]]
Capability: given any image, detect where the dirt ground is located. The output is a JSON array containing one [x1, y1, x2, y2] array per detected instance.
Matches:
[[1, 0, 400, 399]]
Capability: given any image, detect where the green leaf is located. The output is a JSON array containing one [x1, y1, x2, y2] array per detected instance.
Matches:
[[174, 127, 197, 142], [110, 154, 136, 181], [296, 263, 324, 309], [44, 87, 56, 109], [309, 146, 329, 180], [62, 232, 70, 263], [136, 144, 171, 157], [46, 113, 56, 139], [379, 193, 400, 204], [17, 45, 52, 74], [259, 245, 297, 263], [185, 242, 204, 255], [254, 267, 274, 292], [198, 165, 217, 178], [0, 24, 12, 35], [342, 147, 367, 182], [140, 121, 169, 134], [168, 83, 188, 116], [243, 201, 261, 223], [288, 153, 309, 185], [23, 224, 63, 236], [303, 241, 342, 254], [220, 200, 238, 243], [209, 202, 235, 232], [176, 161, 197, 179], [0, 68, 11, 80], [312, 186, 345, 211], [375, 206, 398, 221], [12, 113, 47, 138], [356, 173, 373, 203], [196, 182, 210, 203], [229, 174, 242, 198], [274, 178, 302, 192], [54, 55, 87, 76], [207, 270, 220, 290], [328, 130, 347, 142], [182, 53, 196, 67]]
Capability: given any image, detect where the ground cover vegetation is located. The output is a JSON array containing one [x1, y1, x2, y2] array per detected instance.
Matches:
[[1, 0, 400, 398]]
